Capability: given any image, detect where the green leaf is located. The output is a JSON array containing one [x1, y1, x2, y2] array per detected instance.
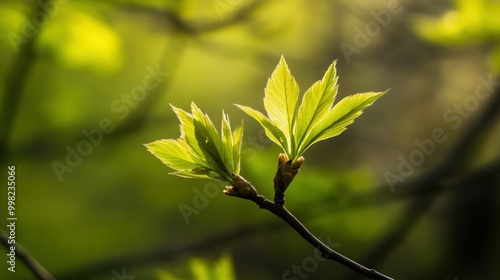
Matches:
[[146, 102, 243, 184], [263, 55, 300, 151], [172, 168, 225, 181], [294, 60, 338, 159], [145, 139, 204, 172], [231, 120, 244, 174], [298, 91, 387, 155], [221, 111, 235, 173], [236, 56, 387, 162], [234, 104, 288, 152], [170, 104, 204, 158], [191, 104, 233, 182]]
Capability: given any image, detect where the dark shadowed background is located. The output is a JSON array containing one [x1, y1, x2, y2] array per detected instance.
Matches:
[[1, 0, 499, 279]]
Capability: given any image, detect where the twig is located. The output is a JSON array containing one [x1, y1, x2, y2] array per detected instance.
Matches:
[[56, 158, 499, 279], [248, 194, 393, 280], [0, 0, 50, 160], [0, 1, 58, 280], [0, 228, 56, 280]]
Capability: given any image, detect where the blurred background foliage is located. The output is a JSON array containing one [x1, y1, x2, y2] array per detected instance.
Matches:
[[0, 0, 499, 279]]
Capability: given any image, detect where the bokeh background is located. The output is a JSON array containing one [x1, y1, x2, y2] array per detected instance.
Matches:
[[1, 0, 500, 279]]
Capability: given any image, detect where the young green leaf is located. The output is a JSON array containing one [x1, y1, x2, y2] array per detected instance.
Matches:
[[171, 104, 204, 157], [191, 105, 232, 182], [263, 56, 300, 152], [145, 102, 243, 185], [294, 60, 338, 160], [236, 56, 386, 162], [234, 104, 288, 152], [296, 91, 387, 156], [145, 139, 205, 173], [230, 120, 244, 175]]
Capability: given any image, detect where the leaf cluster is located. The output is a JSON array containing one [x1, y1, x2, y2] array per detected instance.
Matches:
[[146, 56, 386, 186], [237, 56, 386, 162], [145, 103, 243, 185]]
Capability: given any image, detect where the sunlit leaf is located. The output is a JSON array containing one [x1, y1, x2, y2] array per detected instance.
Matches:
[[234, 104, 288, 152], [191, 104, 232, 183], [299, 92, 387, 155], [145, 139, 204, 171], [146, 102, 242, 184], [221, 112, 235, 173], [232, 121, 244, 174], [171, 104, 204, 157], [237, 56, 386, 162], [263, 55, 300, 150], [172, 168, 225, 181], [294, 61, 338, 158]]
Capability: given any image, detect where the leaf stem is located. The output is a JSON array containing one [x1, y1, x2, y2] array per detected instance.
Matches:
[[249, 194, 393, 280]]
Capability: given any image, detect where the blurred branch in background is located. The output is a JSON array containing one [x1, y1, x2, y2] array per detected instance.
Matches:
[[55, 149, 500, 280], [118, 0, 264, 34], [0, 228, 55, 280], [0, 1, 59, 279], [48, 155, 497, 279], [0, 1, 272, 279], [2, 0, 499, 279], [7, 0, 267, 161], [102, 1, 268, 140], [56, 224, 280, 280], [0, 0, 49, 160], [58, 84, 500, 280]]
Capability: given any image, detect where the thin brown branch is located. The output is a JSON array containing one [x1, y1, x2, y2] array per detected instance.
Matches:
[[0, 228, 55, 280], [55, 157, 499, 279], [0, 0, 50, 160], [249, 194, 393, 280], [0, 1, 58, 280]]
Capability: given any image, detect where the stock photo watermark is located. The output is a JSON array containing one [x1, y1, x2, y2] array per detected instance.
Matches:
[[281, 234, 340, 280], [340, 0, 411, 63], [6, 166, 17, 273], [213, 0, 244, 20], [51, 65, 168, 182], [7, 0, 69, 53], [385, 74, 499, 191]]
